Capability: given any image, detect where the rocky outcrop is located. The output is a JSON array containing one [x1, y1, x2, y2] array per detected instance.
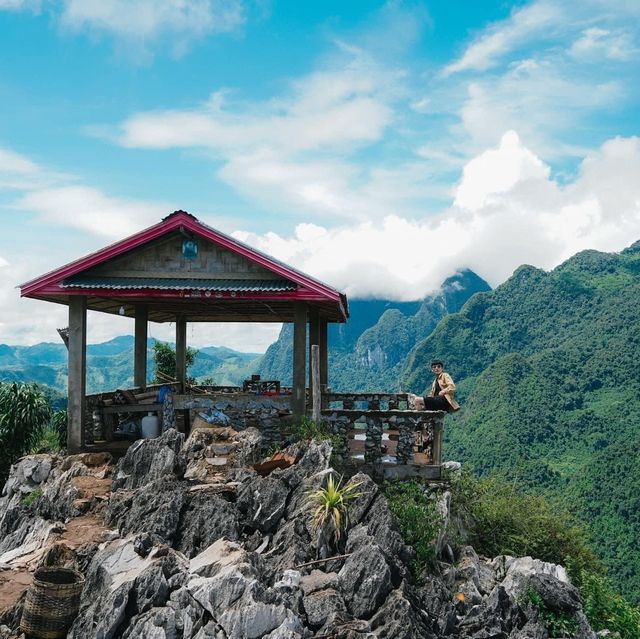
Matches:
[[0, 431, 601, 638]]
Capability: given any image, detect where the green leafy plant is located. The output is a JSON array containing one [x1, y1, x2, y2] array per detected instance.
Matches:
[[579, 571, 640, 639], [527, 589, 579, 637], [50, 409, 68, 444], [449, 469, 599, 583], [0, 382, 52, 484], [308, 473, 362, 544], [30, 423, 63, 454], [152, 341, 198, 384], [382, 480, 442, 580], [21, 488, 42, 508]]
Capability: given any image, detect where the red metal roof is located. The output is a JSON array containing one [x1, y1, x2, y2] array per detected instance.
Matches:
[[20, 211, 348, 322]]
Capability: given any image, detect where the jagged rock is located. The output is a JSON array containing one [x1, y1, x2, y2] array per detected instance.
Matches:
[[495, 555, 569, 600], [232, 428, 263, 467], [237, 475, 289, 533], [303, 588, 346, 627], [455, 546, 497, 597], [340, 531, 392, 619], [107, 477, 186, 545], [300, 570, 339, 595], [528, 572, 582, 613], [112, 429, 185, 490], [369, 586, 437, 639]]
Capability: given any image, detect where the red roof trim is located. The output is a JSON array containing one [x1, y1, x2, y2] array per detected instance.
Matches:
[[20, 212, 345, 315]]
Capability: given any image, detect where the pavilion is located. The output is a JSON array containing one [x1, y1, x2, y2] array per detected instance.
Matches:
[[20, 211, 349, 452]]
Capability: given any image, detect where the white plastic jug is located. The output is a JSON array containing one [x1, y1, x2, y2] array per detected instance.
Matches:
[[141, 412, 160, 439]]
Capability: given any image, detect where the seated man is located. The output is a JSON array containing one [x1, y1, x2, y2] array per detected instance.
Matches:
[[408, 360, 460, 412]]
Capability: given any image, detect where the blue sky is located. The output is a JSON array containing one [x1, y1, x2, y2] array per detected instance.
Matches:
[[1, 0, 639, 351]]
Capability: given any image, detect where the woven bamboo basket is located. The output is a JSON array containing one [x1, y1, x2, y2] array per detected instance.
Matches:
[[20, 567, 85, 639]]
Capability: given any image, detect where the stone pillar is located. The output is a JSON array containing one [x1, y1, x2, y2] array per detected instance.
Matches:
[[68, 296, 87, 453], [134, 305, 148, 389], [176, 315, 187, 390], [292, 302, 307, 418]]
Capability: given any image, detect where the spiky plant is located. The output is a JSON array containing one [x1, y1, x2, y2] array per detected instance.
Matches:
[[308, 474, 362, 543]]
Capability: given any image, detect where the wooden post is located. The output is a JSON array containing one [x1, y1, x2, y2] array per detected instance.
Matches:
[[292, 302, 307, 418], [134, 305, 148, 389], [176, 315, 187, 391], [68, 296, 87, 453], [311, 344, 321, 424], [319, 320, 328, 388]]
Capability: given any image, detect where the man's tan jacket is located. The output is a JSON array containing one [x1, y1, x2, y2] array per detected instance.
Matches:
[[430, 372, 460, 411]]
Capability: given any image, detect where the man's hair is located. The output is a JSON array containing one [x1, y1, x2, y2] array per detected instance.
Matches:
[[431, 360, 444, 367]]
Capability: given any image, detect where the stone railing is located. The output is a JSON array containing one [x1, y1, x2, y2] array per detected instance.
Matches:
[[321, 393, 445, 480]]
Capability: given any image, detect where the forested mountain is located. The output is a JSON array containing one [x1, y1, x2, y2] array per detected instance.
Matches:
[[404, 241, 640, 600], [0, 337, 260, 394], [257, 269, 491, 391]]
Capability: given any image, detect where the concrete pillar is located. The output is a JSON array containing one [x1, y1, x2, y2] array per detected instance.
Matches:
[[68, 296, 87, 452], [176, 316, 187, 389], [134, 305, 148, 389], [292, 302, 307, 417]]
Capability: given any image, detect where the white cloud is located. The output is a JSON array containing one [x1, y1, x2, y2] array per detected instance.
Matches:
[[454, 131, 549, 210], [17, 185, 169, 238], [1, 0, 245, 60], [234, 133, 640, 299], [442, 1, 561, 76], [569, 27, 636, 61], [453, 59, 621, 158], [118, 55, 396, 154]]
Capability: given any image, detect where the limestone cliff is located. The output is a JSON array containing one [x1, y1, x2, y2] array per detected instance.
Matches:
[[0, 431, 598, 638]]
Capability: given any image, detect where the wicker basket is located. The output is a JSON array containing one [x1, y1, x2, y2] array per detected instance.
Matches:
[[20, 567, 85, 639]]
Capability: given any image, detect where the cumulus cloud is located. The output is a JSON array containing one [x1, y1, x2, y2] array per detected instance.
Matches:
[[17, 185, 169, 238], [233, 132, 640, 299], [569, 27, 636, 61]]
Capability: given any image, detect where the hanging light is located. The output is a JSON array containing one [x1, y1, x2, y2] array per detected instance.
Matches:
[[119, 306, 125, 316]]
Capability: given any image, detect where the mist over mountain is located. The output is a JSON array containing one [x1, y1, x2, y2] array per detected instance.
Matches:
[[257, 269, 491, 391]]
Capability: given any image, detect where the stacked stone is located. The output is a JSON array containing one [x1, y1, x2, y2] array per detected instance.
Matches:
[[329, 414, 350, 463], [364, 415, 383, 466], [395, 417, 415, 465]]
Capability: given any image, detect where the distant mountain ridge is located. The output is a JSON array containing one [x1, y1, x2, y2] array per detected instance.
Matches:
[[257, 269, 491, 391], [0, 336, 261, 394]]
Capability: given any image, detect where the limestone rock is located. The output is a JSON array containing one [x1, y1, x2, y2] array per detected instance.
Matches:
[[112, 429, 185, 490]]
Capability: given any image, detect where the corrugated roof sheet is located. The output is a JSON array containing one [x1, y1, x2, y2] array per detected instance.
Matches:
[[61, 276, 297, 292]]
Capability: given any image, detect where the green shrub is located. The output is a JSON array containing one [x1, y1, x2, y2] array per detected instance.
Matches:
[[527, 589, 579, 637], [579, 571, 640, 639], [21, 488, 42, 507], [50, 409, 68, 444], [382, 480, 442, 580], [0, 382, 52, 484], [30, 423, 63, 454], [450, 470, 599, 583]]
